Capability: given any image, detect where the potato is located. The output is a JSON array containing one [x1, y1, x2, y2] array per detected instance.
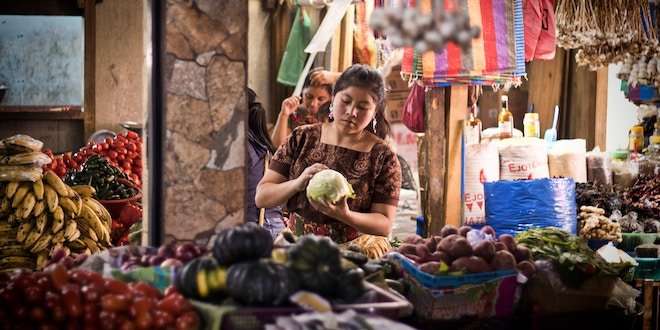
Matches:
[[473, 240, 496, 263], [429, 251, 450, 263], [425, 236, 439, 253], [447, 237, 473, 259], [419, 261, 442, 275], [440, 224, 459, 237], [436, 234, 461, 253], [450, 256, 491, 274], [403, 253, 422, 263], [404, 234, 424, 245], [494, 242, 508, 251], [491, 250, 517, 270], [397, 243, 418, 256], [481, 225, 496, 237], [416, 244, 432, 263], [517, 260, 536, 278], [498, 234, 517, 252], [512, 245, 531, 262], [458, 225, 473, 237]]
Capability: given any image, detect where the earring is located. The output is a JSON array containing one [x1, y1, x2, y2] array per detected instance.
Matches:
[[328, 105, 334, 120], [372, 117, 377, 131]]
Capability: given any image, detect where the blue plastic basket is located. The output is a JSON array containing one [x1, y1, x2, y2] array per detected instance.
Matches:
[[390, 252, 517, 289]]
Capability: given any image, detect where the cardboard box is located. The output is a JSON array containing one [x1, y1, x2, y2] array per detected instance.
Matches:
[[386, 97, 406, 122], [385, 67, 411, 92]]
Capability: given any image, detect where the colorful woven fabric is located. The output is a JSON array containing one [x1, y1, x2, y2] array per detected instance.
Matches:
[[401, 0, 526, 87]]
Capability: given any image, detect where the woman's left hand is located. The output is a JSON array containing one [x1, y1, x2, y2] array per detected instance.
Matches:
[[308, 196, 349, 220]]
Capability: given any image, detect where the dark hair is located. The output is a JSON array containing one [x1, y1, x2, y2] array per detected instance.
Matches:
[[333, 64, 390, 139], [247, 88, 276, 154], [303, 67, 333, 96]]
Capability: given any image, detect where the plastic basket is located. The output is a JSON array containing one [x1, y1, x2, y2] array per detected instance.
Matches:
[[619, 233, 659, 252], [633, 257, 660, 280]]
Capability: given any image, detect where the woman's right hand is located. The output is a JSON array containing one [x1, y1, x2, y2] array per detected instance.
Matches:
[[294, 163, 328, 191], [280, 95, 301, 117]]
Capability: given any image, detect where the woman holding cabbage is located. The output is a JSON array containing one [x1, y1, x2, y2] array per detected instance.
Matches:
[[256, 64, 402, 258]]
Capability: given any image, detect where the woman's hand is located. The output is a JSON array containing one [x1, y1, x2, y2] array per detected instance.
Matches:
[[280, 95, 301, 117], [308, 196, 350, 220], [294, 163, 328, 192], [310, 70, 340, 86]]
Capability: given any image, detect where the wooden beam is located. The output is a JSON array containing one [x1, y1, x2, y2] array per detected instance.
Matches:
[[526, 48, 566, 134], [594, 67, 608, 150], [83, 0, 96, 141], [0, 0, 83, 16], [424, 88, 446, 237], [444, 85, 468, 228]]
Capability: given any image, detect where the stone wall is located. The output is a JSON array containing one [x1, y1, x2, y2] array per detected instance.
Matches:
[[164, 0, 247, 246]]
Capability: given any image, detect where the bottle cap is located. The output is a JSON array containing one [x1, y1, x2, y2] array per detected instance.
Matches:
[[524, 113, 539, 120], [611, 151, 629, 160], [631, 126, 644, 133]]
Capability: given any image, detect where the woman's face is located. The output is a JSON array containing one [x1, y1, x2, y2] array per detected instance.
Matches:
[[302, 86, 331, 115], [332, 86, 376, 134]]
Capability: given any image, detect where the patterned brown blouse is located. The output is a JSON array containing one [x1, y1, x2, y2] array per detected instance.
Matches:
[[270, 123, 402, 243]]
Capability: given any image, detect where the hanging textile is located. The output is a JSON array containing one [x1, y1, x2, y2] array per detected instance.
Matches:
[[523, 0, 556, 61], [353, 0, 377, 66], [400, 0, 526, 87], [277, 6, 312, 87]]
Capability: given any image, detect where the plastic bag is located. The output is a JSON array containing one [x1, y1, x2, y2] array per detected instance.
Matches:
[[586, 147, 612, 187], [0, 151, 52, 166], [0, 134, 43, 154], [276, 7, 312, 87], [498, 137, 549, 180], [402, 82, 425, 133], [482, 178, 577, 237], [523, 0, 556, 61], [464, 143, 499, 226], [0, 165, 43, 182], [548, 139, 587, 182]]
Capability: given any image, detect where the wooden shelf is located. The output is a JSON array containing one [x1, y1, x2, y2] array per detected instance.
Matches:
[[0, 106, 84, 120]]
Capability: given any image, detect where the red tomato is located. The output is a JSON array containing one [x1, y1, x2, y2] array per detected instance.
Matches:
[[81, 283, 101, 303], [123, 162, 132, 170], [29, 306, 46, 322], [108, 150, 119, 159], [116, 147, 128, 155], [44, 291, 62, 310], [116, 135, 127, 142], [105, 138, 114, 145], [126, 151, 137, 159], [61, 284, 82, 318], [113, 141, 126, 148], [62, 153, 71, 161], [23, 286, 44, 305], [103, 278, 131, 296], [124, 168, 132, 176], [126, 131, 139, 140], [12, 305, 28, 320], [130, 282, 160, 300], [100, 294, 131, 312], [55, 167, 67, 177], [152, 309, 175, 328], [126, 143, 137, 152], [82, 303, 98, 325], [175, 311, 199, 330], [117, 155, 126, 161], [134, 312, 153, 330], [163, 285, 179, 297], [15, 273, 37, 291]]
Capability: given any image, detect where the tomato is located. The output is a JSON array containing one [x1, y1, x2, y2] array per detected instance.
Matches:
[[126, 131, 139, 140], [14, 273, 37, 291], [29, 306, 46, 322], [0, 287, 19, 305], [0, 271, 9, 283], [130, 282, 160, 300], [124, 168, 132, 176], [155, 294, 178, 314], [81, 283, 101, 302], [61, 284, 82, 318], [117, 154, 126, 161], [163, 285, 179, 297], [152, 310, 175, 328], [104, 278, 131, 295], [69, 269, 88, 284], [129, 296, 153, 317], [113, 141, 126, 148], [105, 138, 114, 145], [126, 143, 137, 152], [44, 291, 62, 310], [175, 311, 199, 330], [50, 305, 67, 323], [69, 159, 78, 169], [116, 147, 128, 155], [55, 166, 67, 177], [108, 150, 119, 159], [126, 151, 137, 159], [99, 310, 119, 330], [118, 319, 136, 330], [82, 303, 97, 325], [134, 312, 153, 330], [116, 135, 127, 142], [62, 153, 71, 161], [23, 286, 44, 305], [38, 323, 59, 330], [12, 305, 28, 320], [85, 271, 105, 287], [82, 148, 94, 156], [100, 294, 130, 312]]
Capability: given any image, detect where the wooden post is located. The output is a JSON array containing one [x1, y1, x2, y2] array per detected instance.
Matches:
[[83, 0, 96, 141], [424, 85, 468, 236], [594, 67, 608, 150]]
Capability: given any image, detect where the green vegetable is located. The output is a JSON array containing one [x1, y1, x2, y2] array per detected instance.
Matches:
[[287, 235, 343, 297], [63, 154, 136, 200], [306, 169, 355, 204], [226, 260, 300, 306], [212, 223, 273, 266]]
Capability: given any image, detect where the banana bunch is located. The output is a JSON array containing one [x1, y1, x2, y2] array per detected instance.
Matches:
[[0, 171, 113, 270]]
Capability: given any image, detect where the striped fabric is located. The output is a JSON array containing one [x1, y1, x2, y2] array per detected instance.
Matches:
[[401, 0, 526, 87]]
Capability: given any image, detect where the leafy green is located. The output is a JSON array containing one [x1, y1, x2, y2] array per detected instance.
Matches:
[[306, 169, 355, 204]]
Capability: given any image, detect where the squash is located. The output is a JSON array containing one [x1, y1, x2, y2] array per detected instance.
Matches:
[[176, 256, 227, 302], [336, 268, 366, 302], [226, 260, 300, 306], [287, 235, 342, 297], [212, 222, 273, 266]]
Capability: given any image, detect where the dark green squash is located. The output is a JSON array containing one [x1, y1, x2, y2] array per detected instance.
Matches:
[[226, 260, 300, 306], [337, 268, 366, 302], [212, 222, 273, 266], [176, 256, 227, 302], [287, 235, 342, 297]]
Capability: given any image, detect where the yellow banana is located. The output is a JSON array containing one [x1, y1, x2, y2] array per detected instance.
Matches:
[[0, 244, 32, 257], [16, 220, 35, 243], [44, 171, 68, 197], [30, 232, 53, 253], [84, 198, 112, 228], [20, 192, 36, 219], [32, 199, 46, 217], [35, 212, 48, 234], [11, 183, 29, 209], [5, 181, 19, 199], [52, 229, 65, 244], [0, 197, 10, 217], [64, 219, 78, 241], [59, 197, 78, 216], [32, 179, 44, 200], [80, 204, 106, 242], [67, 239, 86, 251], [0, 256, 36, 270], [68, 229, 81, 242], [52, 206, 64, 233], [7, 213, 19, 226], [68, 192, 82, 214], [72, 185, 96, 199], [23, 227, 45, 249], [36, 251, 49, 270], [44, 185, 58, 213], [77, 222, 98, 242], [81, 237, 100, 254]]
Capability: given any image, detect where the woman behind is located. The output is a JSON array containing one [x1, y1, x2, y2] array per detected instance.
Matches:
[[246, 88, 285, 239], [271, 67, 333, 147], [256, 64, 402, 258]]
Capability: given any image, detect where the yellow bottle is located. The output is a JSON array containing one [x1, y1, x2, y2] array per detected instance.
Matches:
[[465, 104, 482, 145], [498, 95, 514, 139]]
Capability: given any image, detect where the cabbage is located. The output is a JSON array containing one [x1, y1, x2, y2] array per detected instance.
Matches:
[[306, 169, 355, 204]]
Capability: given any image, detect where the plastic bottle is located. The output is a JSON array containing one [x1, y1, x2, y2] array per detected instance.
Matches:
[[498, 95, 514, 139], [640, 135, 660, 176], [523, 112, 540, 138], [628, 125, 645, 153], [611, 151, 638, 191], [465, 104, 482, 145]]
